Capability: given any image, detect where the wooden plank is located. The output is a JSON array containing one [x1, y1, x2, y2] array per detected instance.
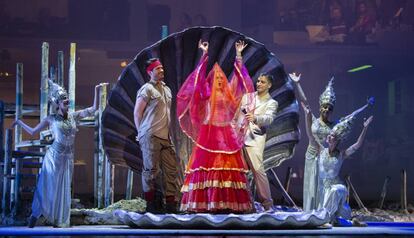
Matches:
[[378, 176, 390, 209], [269, 168, 298, 208], [346, 176, 369, 213], [15, 140, 51, 148], [100, 85, 113, 207], [11, 63, 23, 209], [57, 51, 64, 86], [126, 169, 134, 200], [40, 42, 49, 121], [0, 101, 4, 165], [2, 129, 12, 215], [401, 170, 408, 213], [69, 43, 76, 113]]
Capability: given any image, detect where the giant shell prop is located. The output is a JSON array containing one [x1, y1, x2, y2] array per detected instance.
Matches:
[[102, 26, 299, 173]]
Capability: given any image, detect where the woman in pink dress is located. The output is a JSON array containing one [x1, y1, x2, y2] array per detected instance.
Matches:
[[177, 40, 255, 213]]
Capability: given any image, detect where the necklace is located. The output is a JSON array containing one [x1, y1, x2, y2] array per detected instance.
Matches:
[[55, 114, 74, 136]]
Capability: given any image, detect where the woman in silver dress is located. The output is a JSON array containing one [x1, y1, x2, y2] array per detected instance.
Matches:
[[302, 101, 373, 225], [13, 80, 106, 227], [290, 73, 337, 211]]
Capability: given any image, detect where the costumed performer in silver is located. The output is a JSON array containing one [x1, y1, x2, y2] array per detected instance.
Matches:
[[290, 72, 373, 212], [302, 101, 373, 226], [290, 73, 338, 211], [13, 80, 106, 228]]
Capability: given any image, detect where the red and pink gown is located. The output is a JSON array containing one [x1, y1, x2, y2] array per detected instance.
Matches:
[[177, 53, 255, 213]]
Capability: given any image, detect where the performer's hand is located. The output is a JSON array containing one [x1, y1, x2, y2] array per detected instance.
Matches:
[[289, 72, 301, 83], [235, 40, 247, 56], [198, 40, 209, 54], [246, 112, 256, 123], [363, 115, 373, 128]]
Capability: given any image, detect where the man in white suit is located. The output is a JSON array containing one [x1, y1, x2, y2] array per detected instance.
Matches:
[[243, 73, 278, 211]]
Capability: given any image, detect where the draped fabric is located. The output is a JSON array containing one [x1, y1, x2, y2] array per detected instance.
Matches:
[[177, 53, 255, 213], [177, 54, 255, 153]]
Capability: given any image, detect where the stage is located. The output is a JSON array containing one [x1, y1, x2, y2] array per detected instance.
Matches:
[[0, 223, 414, 237]]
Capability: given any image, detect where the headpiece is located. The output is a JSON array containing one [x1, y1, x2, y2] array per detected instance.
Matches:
[[319, 77, 336, 107], [330, 114, 355, 140], [146, 60, 162, 74], [48, 79, 68, 105], [331, 96, 375, 140]]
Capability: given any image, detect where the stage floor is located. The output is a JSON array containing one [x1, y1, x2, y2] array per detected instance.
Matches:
[[1, 222, 414, 237]]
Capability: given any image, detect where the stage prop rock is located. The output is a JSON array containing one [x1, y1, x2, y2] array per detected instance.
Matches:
[[70, 198, 146, 225]]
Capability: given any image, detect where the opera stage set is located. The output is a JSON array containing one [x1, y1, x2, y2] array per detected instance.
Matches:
[[1, 0, 414, 237]]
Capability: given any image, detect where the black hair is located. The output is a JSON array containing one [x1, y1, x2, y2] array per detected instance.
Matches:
[[259, 73, 274, 85]]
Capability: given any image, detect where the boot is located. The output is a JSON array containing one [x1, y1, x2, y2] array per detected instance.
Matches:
[[154, 191, 165, 213], [28, 215, 37, 228], [165, 196, 177, 213], [144, 191, 157, 213], [145, 201, 157, 213]]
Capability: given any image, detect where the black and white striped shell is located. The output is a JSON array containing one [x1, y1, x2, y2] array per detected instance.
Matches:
[[102, 26, 299, 173]]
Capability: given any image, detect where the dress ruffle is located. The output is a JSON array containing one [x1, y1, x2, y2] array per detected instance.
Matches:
[[181, 149, 252, 213]]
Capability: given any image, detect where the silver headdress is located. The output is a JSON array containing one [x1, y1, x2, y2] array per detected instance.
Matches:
[[331, 96, 375, 140], [48, 79, 68, 105], [330, 114, 355, 140], [319, 77, 336, 107]]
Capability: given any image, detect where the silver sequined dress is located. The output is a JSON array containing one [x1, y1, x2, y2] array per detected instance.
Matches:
[[31, 109, 93, 227], [316, 148, 351, 220], [303, 117, 333, 211]]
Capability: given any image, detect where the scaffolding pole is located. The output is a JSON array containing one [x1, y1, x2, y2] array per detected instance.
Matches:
[[2, 129, 12, 216], [57, 51, 64, 86], [40, 43, 49, 121], [69, 43, 76, 113], [99, 84, 113, 207], [0, 100, 4, 167], [94, 107, 101, 207], [126, 170, 134, 200], [11, 63, 23, 210]]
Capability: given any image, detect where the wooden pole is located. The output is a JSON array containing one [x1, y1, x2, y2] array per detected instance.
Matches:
[[0, 101, 3, 207], [69, 43, 76, 113], [269, 168, 298, 208], [161, 25, 168, 39], [57, 51, 64, 86], [401, 169, 408, 213], [345, 176, 369, 213], [2, 129, 12, 216], [346, 179, 350, 204], [14, 63, 23, 149], [93, 107, 101, 207], [104, 159, 112, 207], [378, 176, 390, 209], [48, 65, 56, 116], [281, 167, 293, 204], [40, 42, 49, 121], [11, 63, 23, 208], [12, 157, 21, 217], [284, 167, 293, 192], [0, 100, 4, 165], [50, 65, 56, 82], [126, 169, 134, 200], [99, 85, 113, 207]]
